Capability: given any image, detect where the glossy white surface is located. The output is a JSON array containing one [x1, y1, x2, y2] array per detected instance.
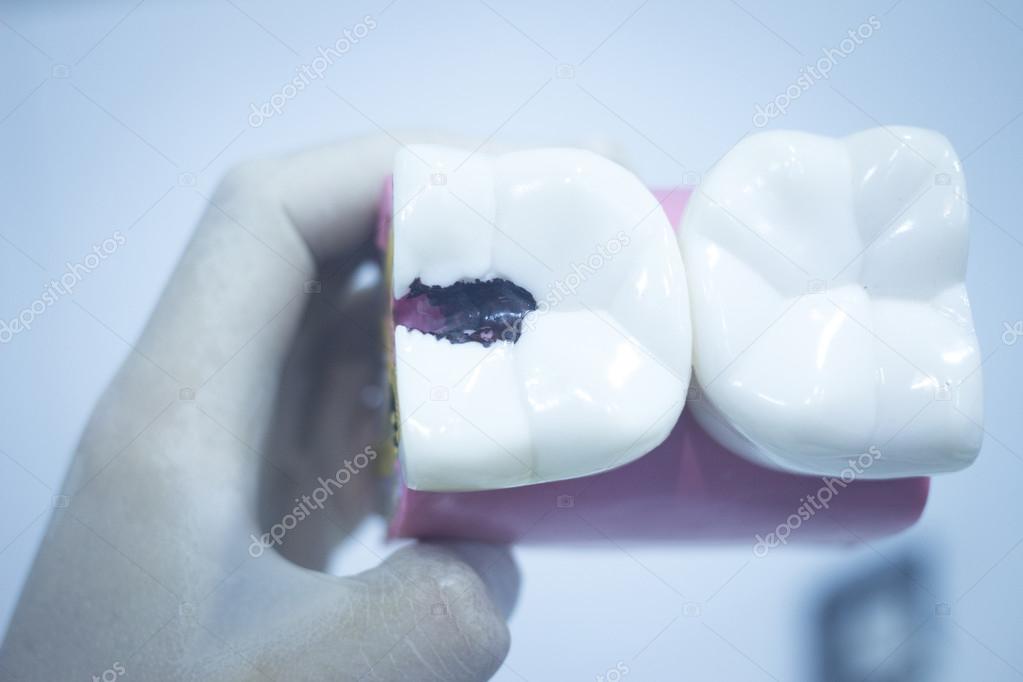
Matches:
[[393, 145, 691, 491], [680, 127, 984, 478]]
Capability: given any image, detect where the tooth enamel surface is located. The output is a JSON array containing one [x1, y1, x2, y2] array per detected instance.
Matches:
[[393, 145, 691, 491], [681, 127, 984, 478]]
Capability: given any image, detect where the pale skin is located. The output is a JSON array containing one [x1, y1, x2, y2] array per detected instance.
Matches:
[[0, 136, 523, 681]]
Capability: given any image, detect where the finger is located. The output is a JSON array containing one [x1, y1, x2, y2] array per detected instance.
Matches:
[[438, 541, 521, 620], [352, 544, 513, 682], [219, 544, 512, 682]]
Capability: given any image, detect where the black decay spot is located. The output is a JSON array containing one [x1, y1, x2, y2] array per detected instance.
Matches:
[[394, 278, 537, 347]]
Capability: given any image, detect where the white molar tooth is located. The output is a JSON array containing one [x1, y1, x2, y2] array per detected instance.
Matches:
[[681, 126, 984, 479], [393, 144, 692, 492]]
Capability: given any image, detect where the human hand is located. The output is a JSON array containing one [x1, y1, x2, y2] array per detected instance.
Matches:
[[0, 136, 518, 682]]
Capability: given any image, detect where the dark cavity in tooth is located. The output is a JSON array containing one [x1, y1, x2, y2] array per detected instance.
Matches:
[[394, 278, 537, 347]]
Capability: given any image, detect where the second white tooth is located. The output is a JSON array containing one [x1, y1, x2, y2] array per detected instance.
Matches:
[[680, 126, 984, 478]]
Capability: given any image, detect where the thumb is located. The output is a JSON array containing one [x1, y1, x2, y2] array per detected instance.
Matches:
[[236, 544, 512, 681], [355, 544, 513, 681]]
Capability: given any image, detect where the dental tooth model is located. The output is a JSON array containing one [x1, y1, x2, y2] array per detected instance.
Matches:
[[386, 186, 932, 546], [387, 145, 692, 492], [680, 127, 984, 479]]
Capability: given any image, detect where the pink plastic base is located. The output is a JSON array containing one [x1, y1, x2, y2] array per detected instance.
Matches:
[[382, 182, 929, 545]]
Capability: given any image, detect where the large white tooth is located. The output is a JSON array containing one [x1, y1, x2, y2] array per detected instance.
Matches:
[[680, 127, 984, 478], [392, 145, 691, 491]]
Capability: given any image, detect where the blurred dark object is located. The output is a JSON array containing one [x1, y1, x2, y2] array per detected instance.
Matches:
[[814, 551, 936, 682]]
